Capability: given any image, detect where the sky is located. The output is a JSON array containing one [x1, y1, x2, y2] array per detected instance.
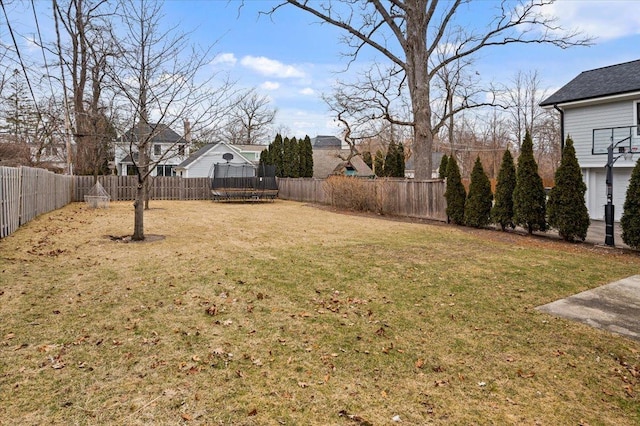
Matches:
[[6, 0, 640, 140]]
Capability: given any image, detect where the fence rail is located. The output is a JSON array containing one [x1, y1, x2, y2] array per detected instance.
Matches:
[[72, 175, 211, 201]]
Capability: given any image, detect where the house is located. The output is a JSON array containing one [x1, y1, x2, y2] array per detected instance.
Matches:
[[540, 59, 640, 220], [404, 152, 444, 179], [175, 142, 264, 178], [310, 135, 374, 178], [114, 121, 190, 176]]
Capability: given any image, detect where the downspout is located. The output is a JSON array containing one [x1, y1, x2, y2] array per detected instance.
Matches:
[[553, 104, 565, 152]]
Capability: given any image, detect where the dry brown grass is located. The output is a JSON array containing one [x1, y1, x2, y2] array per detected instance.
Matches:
[[1, 200, 639, 425]]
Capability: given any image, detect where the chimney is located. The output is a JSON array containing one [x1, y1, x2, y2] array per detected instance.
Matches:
[[183, 119, 191, 143]]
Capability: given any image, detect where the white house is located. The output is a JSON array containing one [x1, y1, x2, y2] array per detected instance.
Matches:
[[114, 122, 190, 176], [175, 142, 263, 178], [540, 59, 640, 221]]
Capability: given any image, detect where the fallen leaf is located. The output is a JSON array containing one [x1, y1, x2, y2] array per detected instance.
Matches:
[[181, 413, 192, 421], [205, 305, 218, 316], [415, 358, 425, 369], [248, 408, 258, 416], [192, 355, 201, 362], [298, 382, 308, 388], [381, 390, 387, 398], [517, 370, 535, 378]]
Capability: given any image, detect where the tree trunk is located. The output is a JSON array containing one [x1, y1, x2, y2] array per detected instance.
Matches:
[[132, 182, 145, 240], [406, 5, 432, 181]]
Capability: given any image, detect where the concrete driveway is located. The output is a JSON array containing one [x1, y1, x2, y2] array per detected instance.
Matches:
[[537, 275, 640, 341]]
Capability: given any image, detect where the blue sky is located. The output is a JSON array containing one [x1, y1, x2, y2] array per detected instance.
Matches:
[[161, 0, 640, 138], [7, 0, 640, 139]]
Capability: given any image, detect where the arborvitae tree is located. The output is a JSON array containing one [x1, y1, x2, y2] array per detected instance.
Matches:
[[444, 155, 466, 225], [438, 154, 449, 179], [621, 157, 640, 249], [270, 134, 284, 177], [491, 149, 516, 231], [259, 148, 271, 167], [283, 136, 299, 177], [513, 130, 547, 234], [464, 157, 493, 228], [362, 151, 373, 169], [298, 135, 314, 177], [374, 149, 385, 177], [385, 141, 399, 177], [397, 142, 405, 178], [547, 137, 589, 242]]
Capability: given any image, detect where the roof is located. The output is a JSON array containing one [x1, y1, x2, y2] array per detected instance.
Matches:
[[540, 59, 640, 106], [312, 149, 373, 178], [176, 142, 254, 170], [119, 122, 185, 144], [311, 135, 342, 149]]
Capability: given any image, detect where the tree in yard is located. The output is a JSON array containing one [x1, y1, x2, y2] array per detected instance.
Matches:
[[396, 142, 405, 178], [621, 157, 640, 249], [464, 157, 492, 228], [374, 149, 385, 177], [547, 137, 589, 242], [491, 149, 516, 231], [268, 134, 285, 177], [444, 155, 465, 225], [362, 151, 373, 169], [283, 136, 299, 178], [299, 135, 314, 177], [385, 140, 399, 177], [269, 1, 591, 179], [513, 130, 547, 234], [109, 0, 236, 241], [438, 154, 448, 179], [52, 0, 117, 177]]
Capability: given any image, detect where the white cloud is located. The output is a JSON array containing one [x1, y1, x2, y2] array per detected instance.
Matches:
[[212, 53, 237, 66], [240, 56, 306, 79], [299, 87, 315, 96], [261, 81, 280, 90], [544, 1, 640, 41]]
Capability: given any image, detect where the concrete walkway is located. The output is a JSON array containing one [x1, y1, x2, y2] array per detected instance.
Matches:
[[537, 275, 640, 342]]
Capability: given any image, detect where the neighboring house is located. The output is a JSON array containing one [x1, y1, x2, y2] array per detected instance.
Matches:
[[404, 152, 444, 179], [540, 59, 640, 220], [310, 135, 373, 177], [312, 148, 374, 178], [114, 122, 190, 177], [175, 142, 263, 178]]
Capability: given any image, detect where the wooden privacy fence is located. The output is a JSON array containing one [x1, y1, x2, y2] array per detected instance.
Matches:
[[1, 169, 446, 239], [0, 166, 74, 238], [278, 177, 447, 222], [72, 176, 211, 201]]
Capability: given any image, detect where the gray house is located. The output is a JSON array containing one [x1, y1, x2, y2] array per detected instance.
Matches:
[[540, 59, 640, 220]]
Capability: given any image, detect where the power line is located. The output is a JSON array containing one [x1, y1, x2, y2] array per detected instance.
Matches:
[[31, 0, 56, 100], [0, 0, 42, 119]]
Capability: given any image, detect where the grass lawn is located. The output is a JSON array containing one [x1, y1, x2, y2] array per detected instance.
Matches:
[[1, 200, 639, 425]]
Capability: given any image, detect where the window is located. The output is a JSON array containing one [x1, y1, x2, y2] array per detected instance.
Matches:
[[154, 144, 161, 156], [156, 165, 175, 176], [178, 144, 185, 156], [126, 165, 137, 176]]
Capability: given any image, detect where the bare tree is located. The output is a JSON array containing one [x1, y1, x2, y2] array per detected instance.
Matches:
[[224, 89, 277, 145], [504, 70, 548, 150], [52, 0, 116, 177], [109, 0, 236, 241], [267, 0, 591, 179]]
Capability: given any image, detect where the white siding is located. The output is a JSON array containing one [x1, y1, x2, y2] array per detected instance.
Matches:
[[562, 100, 638, 220], [564, 100, 638, 167], [180, 144, 254, 178]]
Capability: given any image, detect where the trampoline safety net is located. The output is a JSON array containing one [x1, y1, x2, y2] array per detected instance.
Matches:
[[211, 163, 277, 201]]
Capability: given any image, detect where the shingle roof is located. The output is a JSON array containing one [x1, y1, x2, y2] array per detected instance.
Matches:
[[177, 143, 215, 169], [119, 123, 185, 144], [311, 135, 342, 149], [540, 59, 640, 106]]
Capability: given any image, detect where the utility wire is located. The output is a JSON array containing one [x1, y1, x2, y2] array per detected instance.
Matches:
[[31, 0, 56, 100], [0, 0, 42, 118]]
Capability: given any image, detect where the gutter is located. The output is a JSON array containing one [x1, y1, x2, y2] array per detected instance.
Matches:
[[553, 104, 565, 152]]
